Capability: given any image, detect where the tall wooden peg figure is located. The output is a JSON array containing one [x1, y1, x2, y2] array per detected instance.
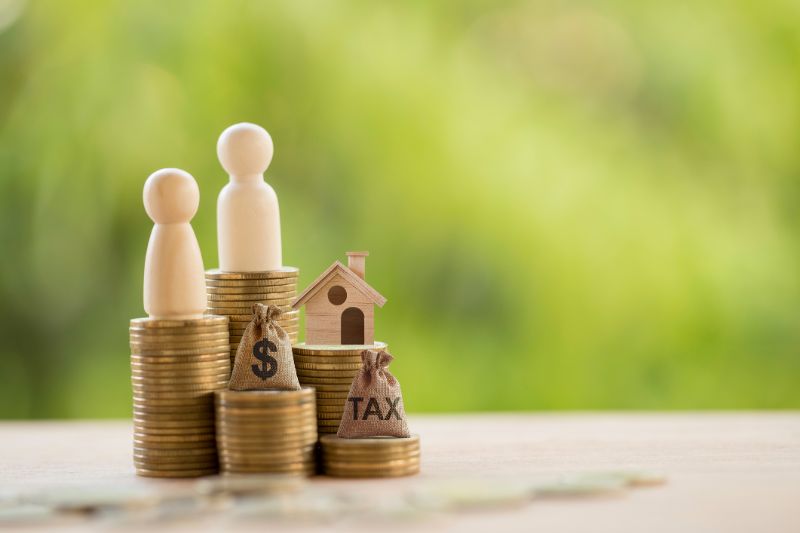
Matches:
[[216, 123, 282, 272], [143, 168, 207, 319]]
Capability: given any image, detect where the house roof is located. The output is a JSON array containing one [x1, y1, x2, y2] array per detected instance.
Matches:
[[291, 260, 387, 310]]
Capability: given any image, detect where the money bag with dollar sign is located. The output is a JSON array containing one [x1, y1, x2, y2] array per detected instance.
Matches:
[[229, 303, 301, 391]]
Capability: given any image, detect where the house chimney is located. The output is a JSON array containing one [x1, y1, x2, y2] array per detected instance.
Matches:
[[346, 251, 368, 280]]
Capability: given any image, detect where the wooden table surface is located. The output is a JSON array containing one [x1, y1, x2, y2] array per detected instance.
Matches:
[[1, 413, 798, 531]]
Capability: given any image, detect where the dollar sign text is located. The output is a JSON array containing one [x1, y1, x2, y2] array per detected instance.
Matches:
[[252, 338, 278, 380]]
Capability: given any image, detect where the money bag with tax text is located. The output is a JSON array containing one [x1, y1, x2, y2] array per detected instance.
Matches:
[[229, 303, 300, 390], [338, 349, 410, 438]]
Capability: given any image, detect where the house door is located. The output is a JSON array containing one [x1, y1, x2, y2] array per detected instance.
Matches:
[[341, 307, 365, 344]]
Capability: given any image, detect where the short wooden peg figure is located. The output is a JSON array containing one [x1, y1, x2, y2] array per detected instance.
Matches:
[[216, 122, 282, 272], [142, 168, 207, 319]]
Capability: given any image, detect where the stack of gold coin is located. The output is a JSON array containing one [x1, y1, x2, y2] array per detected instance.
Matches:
[[320, 435, 420, 478], [215, 388, 317, 475], [129, 316, 230, 478], [205, 268, 300, 365], [292, 342, 387, 435]]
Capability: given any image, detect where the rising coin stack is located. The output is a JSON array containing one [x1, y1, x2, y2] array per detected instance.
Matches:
[[320, 434, 421, 478], [292, 342, 388, 435], [215, 388, 318, 476], [129, 316, 230, 478], [205, 268, 300, 365]]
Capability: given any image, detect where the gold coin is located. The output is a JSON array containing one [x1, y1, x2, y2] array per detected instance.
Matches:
[[134, 454, 217, 464], [316, 419, 342, 427], [134, 456, 218, 468], [132, 411, 215, 423], [222, 312, 298, 322], [132, 395, 214, 406], [134, 461, 218, 473], [206, 267, 299, 280], [207, 283, 297, 294], [133, 417, 215, 428], [321, 434, 419, 449], [214, 399, 317, 411], [134, 439, 217, 451], [221, 464, 313, 476], [130, 370, 229, 381], [131, 370, 229, 380], [220, 459, 312, 471], [132, 407, 214, 420], [323, 464, 419, 478], [134, 447, 218, 459], [131, 370, 230, 381], [292, 342, 387, 355], [216, 389, 314, 403], [217, 424, 318, 437], [131, 382, 229, 393], [292, 354, 362, 369], [130, 347, 231, 357], [134, 431, 216, 442], [129, 325, 229, 338], [314, 404, 345, 412], [229, 326, 298, 337], [131, 358, 231, 370], [132, 387, 227, 398], [293, 361, 362, 371], [133, 408, 215, 420], [129, 340, 229, 352], [131, 388, 225, 398], [219, 444, 315, 457], [217, 436, 317, 450], [216, 425, 318, 439], [316, 412, 344, 421], [315, 404, 345, 413], [216, 418, 317, 431], [136, 468, 218, 478], [324, 451, 421, 464], [302, 384, 352, 392], [129, 331, 230, 343], [214, 395, 315, 406], [324, 457, 421, 469], [216, 402, 315, 413], [130, 352, 229, 364], [297, 376, 356, 385], [323, 456, 420, 469], [208, 296, 295, 307], [295, 369, 359, 379], [228, 312, 300, 323], [206, 278, 298, 290], [216, 411, 316, 424], [130, 316, 229, 329], [132, 425, 215, 437], [133, 427, 216, 444], [207, 291, 296, 301], [220, 452, 314, 466], [209, 308, 293, 319], [313, 391, 350, 399], [251, 317, 297, 325]]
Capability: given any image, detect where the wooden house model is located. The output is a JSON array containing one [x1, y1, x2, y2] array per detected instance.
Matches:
[[292, 252, 387, 345]]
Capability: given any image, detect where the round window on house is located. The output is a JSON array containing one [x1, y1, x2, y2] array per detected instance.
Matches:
[[328, 285, 347, 305]]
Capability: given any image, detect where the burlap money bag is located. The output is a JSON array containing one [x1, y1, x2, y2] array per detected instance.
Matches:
[[337, 349, 410, 438], [229, 304, 300, 391]]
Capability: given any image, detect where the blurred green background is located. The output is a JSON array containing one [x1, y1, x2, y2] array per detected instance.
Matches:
[[0, 0, 798, 418]]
